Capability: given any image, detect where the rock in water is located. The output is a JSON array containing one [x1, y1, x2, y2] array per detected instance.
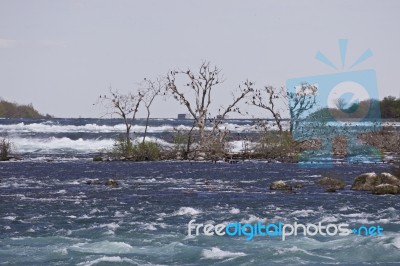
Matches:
[[104, 179, 119, 187], [293, 182, 304, 189], [318, 176, 345, 190], [270, 180, 292, 190], [373, 184, 400, 195], [352, 172, 400, 194], [86, 179, 103, 185], [93, 156, 103, 162], [351, 172, 380, 191], [325, 187, 337, 193], [379, 173, 400, 186]]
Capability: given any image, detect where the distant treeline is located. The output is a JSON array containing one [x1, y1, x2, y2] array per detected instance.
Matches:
[[0, 99, 51, 118], [309, 96, 400, 120], [380, 96, 400, 119]]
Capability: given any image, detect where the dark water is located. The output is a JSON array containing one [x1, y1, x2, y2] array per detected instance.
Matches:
[[1, 160, 399, 265]]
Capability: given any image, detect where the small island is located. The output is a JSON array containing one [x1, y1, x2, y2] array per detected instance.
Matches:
[[0, 99, 52, 119]]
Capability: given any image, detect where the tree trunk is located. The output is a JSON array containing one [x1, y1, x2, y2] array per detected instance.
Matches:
[[185, 122, 196, 160], [124, 120, 131, 146], [143, 107, 151, 144], [198, 116, 205, 146], [272, 113, 283, 132]]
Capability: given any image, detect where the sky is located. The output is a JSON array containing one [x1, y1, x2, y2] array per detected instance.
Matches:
[[0, 0, 399, 118]]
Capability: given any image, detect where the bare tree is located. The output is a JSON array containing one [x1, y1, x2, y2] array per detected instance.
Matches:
[[209, 80, 254, 144], [335, 97, 348, 111], [166, 61, 253, 154], [287, 83, 318, 133], [97, 87, 144, 146], [246, 82, 317, 135], [140, 77, 165, 144], [248, 86, 286, 132], [166, 62, 222, 146]]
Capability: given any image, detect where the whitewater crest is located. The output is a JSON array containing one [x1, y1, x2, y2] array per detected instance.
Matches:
[[0, 118, 270, 156]]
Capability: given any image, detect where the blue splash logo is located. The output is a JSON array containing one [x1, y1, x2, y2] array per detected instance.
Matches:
[[286, 39, 382, 167]]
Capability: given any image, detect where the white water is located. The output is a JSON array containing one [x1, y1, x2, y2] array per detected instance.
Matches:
[[9, 136, 175, 154], [0, 122, 263, 134], [2, 119, 398, 155]]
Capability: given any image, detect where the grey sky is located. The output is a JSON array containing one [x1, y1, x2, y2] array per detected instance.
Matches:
[[0, 0, 399, 118]]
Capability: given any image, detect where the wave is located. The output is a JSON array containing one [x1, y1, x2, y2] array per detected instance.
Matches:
[[0, 122, 188, 133], [202, 247, 246, 259], [70, 241, 135, 254], [274, 246, 335, 261], [10, 137, 114, 154], [0, 120, 397, 136], [229, 207, 240, 214], [175, 207, 201, 216], [3, 119, 397, 156], [8, 135, 251, 155], [0, 121, 268, 134], [10, 136, 173, 154], [77, 256, 135, 266]]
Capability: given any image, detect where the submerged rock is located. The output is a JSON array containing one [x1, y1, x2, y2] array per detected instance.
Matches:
[[318, 176, 345, 190], [270, 180, 292, 190], [86, 179, 119, 187], [293, 182, 305, 189], [93, 156, 103, 162], [325, 187, 337, 193], [351, 172, 380, 191], [104, 179, 119, 187], [86, 179, 103, 185]]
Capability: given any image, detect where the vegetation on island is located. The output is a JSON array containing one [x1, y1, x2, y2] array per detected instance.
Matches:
[[380, 96, 400, 119], [0, 99, 52, 119], [0, 138, 13, 161], [95, 61, 400, 163], [1, 62, 398, 163], [308, 96, 400, 120]]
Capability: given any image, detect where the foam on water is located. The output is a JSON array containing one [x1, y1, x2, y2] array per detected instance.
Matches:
[[175, 207, 201, 216], [3, 118, 397, 159], [11, 137, 114, 153], [0, 121, 265, 134], [98, 223, 120, 230], [10, 136, 173, 154], [229, 207, 240, 214], [274, 246, 335, 261], [70, 241, 135, 254], [319, 215, 339, 223], [2, 215, 17, 221], [77, 256, 135, 266], [142, 223, 157, 231], [240, 214, 267, 224], [202, 247, 247, 259], [0, 122, 187, 133], [289, 209, 316, 217], [392, 236, 400, 249]]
